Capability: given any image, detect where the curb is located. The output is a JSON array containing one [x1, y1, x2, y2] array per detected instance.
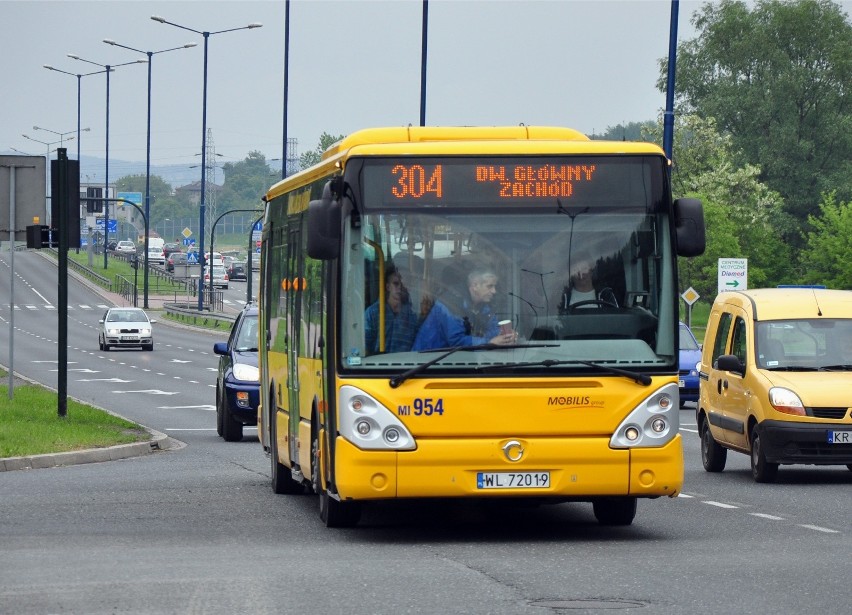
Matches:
[[0, 427, 185, 472], [0, 362, 186, 473]]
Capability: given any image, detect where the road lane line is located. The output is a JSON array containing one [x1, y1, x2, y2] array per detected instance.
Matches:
[[703, 501, 739, 509], [798, 524, 839, 534]]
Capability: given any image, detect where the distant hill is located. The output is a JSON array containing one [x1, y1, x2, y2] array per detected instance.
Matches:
[[78, 155, 219, 190]]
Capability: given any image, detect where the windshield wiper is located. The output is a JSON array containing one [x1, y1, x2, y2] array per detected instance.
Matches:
[[765, 365, 820, 372], [388, 343, 556, 388], [485, 359, 651, 386]]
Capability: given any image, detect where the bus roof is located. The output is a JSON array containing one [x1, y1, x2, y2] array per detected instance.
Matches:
[[266, 125, 667, 201]]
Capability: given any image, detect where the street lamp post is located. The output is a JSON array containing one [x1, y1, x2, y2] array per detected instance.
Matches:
[[151, 15, 262, 311], [32, 126, 83, 148], [103, 39, 196, 308], [43, 65, 110, 165], [67, 54, 147, 269]]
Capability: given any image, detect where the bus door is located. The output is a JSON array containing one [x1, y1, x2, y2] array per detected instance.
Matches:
[[285, 224, 303, 466], [258, 222, 272, 449]]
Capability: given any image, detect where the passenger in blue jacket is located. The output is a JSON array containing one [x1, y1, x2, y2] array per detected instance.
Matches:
[[364, 266, 420, 353], [412, 267, 516, 350]]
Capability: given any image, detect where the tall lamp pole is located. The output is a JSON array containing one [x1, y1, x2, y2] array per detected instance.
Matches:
[[43, 65, 108, 165], [151, 15, 262, 311], [104, 39, 197, 308], [67, 54, 147, 269]]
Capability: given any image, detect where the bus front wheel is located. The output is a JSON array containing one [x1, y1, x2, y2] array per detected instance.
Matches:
[[312, 428, 361, 528], [592, 497, 637, 526]]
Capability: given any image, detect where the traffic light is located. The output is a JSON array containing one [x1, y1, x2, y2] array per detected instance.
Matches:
[[86, 186, 103, 213], [50, 158, 81, 248]]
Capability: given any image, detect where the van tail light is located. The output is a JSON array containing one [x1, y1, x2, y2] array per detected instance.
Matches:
[[768, 387, 806, 416]]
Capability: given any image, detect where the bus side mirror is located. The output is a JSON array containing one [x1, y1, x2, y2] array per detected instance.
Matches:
[[307, 196, 341, 260], [674, 197, 706, 257]]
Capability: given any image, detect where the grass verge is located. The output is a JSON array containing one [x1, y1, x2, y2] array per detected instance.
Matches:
[[0, 369, 149, 458]]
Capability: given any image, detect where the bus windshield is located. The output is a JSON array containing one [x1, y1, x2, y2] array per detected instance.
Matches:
[[339, 155, 678, 375]]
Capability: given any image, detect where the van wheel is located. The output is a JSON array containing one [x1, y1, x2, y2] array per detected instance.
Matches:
[[592, 497, 637, 526], [312, 427, 361, 528], [750, 426, 779, 483], [700, 420, 727, 472]]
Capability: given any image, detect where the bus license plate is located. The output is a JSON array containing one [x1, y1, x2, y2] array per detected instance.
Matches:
[[477, 472, 550, 489], [827, 430, 851, 444]]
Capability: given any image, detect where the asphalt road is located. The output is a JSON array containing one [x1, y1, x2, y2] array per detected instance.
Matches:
[[1, 250, 850, 615]]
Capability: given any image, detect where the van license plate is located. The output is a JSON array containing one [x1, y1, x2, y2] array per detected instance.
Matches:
[[827, 431, 851, 444], [477, 472, 550, 489]]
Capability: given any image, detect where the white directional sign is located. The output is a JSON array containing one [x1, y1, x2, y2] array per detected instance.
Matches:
[[718, 258, 748, 294]]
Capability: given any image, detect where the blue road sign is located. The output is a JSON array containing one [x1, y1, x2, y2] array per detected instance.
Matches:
[[253, 220, 263, 231], [186, 251, 199, 264], [182, 238, 195, 246]]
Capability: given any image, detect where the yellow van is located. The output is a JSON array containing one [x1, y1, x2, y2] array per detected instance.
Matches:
[[697, 288, 852, 482]]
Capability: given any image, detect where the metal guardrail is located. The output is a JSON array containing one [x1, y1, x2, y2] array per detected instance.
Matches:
[[114, 275, 138, 306], [163, 301, 236, 325], [46, 248, 112, 289]]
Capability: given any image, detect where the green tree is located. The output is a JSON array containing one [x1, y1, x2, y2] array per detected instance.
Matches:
[[299, 132, 346, 170], [661, 0, 852, 232], [642, 114, 791, 298], [113, 174, 176, 238], [801, 192, 852, 288], [220, 151, 275, 213]]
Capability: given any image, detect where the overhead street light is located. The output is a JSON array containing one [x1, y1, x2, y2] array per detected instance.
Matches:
[[44, 64, 111, 167], [32, 125, 89, 148], [67, 53, 147, 269], [103, 38, 197, 308], [151, 14, 262, 311]]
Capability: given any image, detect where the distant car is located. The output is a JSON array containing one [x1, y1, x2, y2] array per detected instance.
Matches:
[[163, 242, 182, 258], [115, 240, 136, 254], [204, 265, 229, 289], [227, 261, 247, 281], [98, 307, 155, 351], [147, 247, 165, 266], [678, 321, 701, 407], [214, 304, 259, 441], [166, 252, 188, 273], [107, 240, 118, 251]]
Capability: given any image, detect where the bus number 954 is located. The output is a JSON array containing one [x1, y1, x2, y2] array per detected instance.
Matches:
[[397, 398, 445, 416]]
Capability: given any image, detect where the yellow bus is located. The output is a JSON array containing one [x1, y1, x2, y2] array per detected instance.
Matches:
[[258, 126, 705, 527]]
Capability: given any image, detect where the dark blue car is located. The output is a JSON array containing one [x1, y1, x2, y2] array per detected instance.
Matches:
[[214, 305, 259, 441], [678, 321, 702, 408]]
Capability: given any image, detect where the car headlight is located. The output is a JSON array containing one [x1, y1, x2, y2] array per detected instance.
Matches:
[[107, 328, 120, 335], [232, 363, 259, 382], [140, 328, 151, 336], [768, 387, 806, 416]]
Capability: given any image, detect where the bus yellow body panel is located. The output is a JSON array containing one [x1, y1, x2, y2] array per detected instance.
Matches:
[[333, 435, 682, 500]]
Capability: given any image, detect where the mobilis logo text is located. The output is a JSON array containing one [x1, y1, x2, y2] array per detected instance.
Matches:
[[547, 395, 591, 408]]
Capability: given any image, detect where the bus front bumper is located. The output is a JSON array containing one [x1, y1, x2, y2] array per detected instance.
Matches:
[[332, 434, 683, 500]]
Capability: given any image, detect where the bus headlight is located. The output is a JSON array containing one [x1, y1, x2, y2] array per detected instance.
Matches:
[[339, 385, 415, 450], [610, 382, 679, 448]]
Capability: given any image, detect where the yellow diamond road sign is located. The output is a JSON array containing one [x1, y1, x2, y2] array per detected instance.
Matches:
[[682, 287, 700, 305], [182, 227, 193, 239]]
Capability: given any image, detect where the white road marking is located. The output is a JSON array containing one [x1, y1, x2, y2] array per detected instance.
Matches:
[[750, 513, 784, 521], [77, 378, 133, 383], [170, 359, 192, 363], [798, 524, 839, 534], [703, 501, 739, 509]]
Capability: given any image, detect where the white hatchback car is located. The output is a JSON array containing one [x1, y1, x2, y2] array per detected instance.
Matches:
[[115, 240, 136, 254], [99, 307, 156, 351]]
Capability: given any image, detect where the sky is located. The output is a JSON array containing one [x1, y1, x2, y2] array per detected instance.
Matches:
[[3, 0, 719, 181]]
